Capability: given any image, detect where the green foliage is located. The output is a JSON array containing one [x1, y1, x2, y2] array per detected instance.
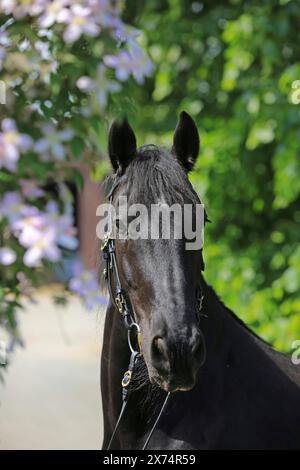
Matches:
[[0, 1, 152, 345], [125, 0, 300, 351]]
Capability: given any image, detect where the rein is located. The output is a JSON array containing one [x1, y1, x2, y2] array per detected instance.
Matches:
[[102, 192, 204, 450]]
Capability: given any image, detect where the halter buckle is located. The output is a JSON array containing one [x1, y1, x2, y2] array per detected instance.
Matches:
[[115, 292, 126, 313], [121, 370, 132, 388]]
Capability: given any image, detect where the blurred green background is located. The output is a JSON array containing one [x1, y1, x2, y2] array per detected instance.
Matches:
[[120, 0, 300, 351]]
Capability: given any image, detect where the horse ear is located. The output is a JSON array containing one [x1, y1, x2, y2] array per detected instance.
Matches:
[[108, 119, 137, 174], [172, 111, 200, 171]]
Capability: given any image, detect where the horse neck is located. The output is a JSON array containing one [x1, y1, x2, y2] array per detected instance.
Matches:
[[200, 277, 231, 357], [199, 277, 281, 392]]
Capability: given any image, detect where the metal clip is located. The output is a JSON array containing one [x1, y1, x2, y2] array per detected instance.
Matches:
[[128, 323, 141, 354]]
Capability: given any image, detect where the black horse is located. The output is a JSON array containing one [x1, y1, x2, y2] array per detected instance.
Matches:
[[101, 112, 300, 450]]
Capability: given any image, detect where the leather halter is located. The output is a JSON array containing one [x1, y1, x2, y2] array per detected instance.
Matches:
[[102, 193, 204, 450], [102, 233, 142, 352]]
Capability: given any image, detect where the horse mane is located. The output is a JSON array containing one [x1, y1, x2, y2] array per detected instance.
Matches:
[[106, 144, 203, 206]]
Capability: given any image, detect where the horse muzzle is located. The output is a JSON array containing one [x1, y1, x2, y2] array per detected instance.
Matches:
[[148, 330, 206, 392]]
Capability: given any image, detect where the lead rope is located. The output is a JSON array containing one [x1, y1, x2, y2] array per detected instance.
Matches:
[[142, 392, 171, 450], [106, 350, 140, 450], [106, 346, 170, 451]]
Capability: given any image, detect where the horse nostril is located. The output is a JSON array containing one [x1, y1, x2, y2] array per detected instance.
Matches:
[[151, 336, 170, 374], [152, 336, 167, 359]]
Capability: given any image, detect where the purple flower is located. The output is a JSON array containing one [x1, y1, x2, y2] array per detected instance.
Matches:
[[13, 208, 60, 267], [0, 191, 24, 223], [0, 247, 16, 266], [20, 179, 45, 199], [0, 195, 61, 267], [45, 200, 78, 251], [23, 229, 61, 267], [38, 0, 70, 28], [34, 123, 74, 161], [128, 36, 154, 84], [77, 64, 121, 108], [13, 206, 47, 247], [88, 0, 123, 30], [0, 119, 32, 171], [58, 4, 100, 43], [11, 200, 77, 267], [69, 262, 107, 311], [104, 50, 133, 82], [104, 30, 153, 84], [1, 0, 44, 19]]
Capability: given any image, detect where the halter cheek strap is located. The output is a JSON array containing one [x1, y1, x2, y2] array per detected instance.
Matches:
[[102, 235, 138, 331]]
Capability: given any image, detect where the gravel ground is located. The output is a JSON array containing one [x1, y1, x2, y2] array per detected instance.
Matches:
[[0, 287, 105, 450]]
